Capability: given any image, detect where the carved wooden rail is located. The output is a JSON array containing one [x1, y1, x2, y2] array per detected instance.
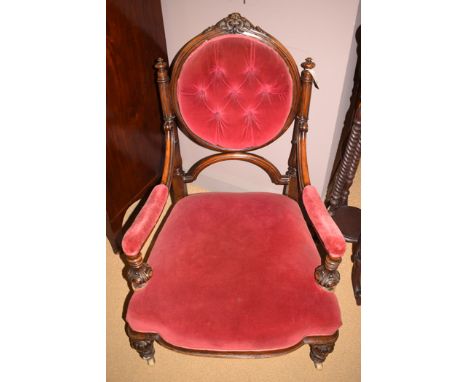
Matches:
[[328, 103, 361, 213], [183, 152, 290, 185]]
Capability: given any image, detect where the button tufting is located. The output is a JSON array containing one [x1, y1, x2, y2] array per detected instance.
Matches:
[[211, 66, 224, 77], [245, 66, 257, 78], [177, 34, 292, 149], [259, 84, 272, 95], [195, 88, 207, 101], [244, 109, 257, 119]]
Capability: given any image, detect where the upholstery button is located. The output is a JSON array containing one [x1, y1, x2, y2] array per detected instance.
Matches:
[[211, 66, 224, 77], [245, 67, 256, 78], [260, 84, 272, 94], [196, 88, 206, 100], [244, 109, 256, 119]]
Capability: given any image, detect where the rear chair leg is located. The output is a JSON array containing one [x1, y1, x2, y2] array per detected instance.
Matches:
[[308, 333, 338, 370], [351, 236, 361, 305], [126, 325, 155, 365]]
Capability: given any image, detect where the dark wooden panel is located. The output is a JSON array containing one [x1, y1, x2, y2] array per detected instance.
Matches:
[[106, 0, 168, 252]]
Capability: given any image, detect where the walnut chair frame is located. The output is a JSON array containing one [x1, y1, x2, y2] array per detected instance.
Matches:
[[120, 13, 344, 370]]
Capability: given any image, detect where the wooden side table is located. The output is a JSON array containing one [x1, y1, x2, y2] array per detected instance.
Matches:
[[326, 26, 361, 306], [332, 205, 361, 305]]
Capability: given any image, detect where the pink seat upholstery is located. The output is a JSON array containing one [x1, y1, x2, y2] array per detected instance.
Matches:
[[126, 192, 341, 352], [177, 34, 293, 149]]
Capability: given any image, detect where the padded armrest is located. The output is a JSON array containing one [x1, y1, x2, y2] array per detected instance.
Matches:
[[122, 184, 169, 257], [302, 185, 346, 258]]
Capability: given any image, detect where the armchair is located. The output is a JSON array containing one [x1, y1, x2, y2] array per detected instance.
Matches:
[[119, 13, 346, 371]]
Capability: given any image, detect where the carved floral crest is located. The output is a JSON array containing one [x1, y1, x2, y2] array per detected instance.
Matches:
[[204, 13, 265, 34]]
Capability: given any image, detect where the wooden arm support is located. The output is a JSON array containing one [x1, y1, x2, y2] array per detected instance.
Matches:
[[293, 59, 346, 290], [284, 58, 315, 200], [155, 58, 176, 186], [121, 58, 177, 291], [156, 58, 187, 203], [296, 58, 314, 191]]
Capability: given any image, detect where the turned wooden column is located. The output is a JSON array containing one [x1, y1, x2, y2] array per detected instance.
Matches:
[[325, 26, 361, 305], [296, 57, 315, 190], [326, 25, 361, 212], [328, 104, 361, 214], [154, 58, 187, 203]]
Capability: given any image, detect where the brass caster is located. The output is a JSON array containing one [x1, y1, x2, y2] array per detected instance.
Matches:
[[314, 362, 323, 370], [146, 356, 155, 366]]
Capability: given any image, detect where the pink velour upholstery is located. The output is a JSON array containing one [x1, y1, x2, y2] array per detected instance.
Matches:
[[126, 192, 341, 352], [177, 34, 293, 150], [302, 185, 346, 258], [122, 184, 169, 258]]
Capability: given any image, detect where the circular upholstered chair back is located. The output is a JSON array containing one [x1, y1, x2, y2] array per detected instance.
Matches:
[[170, 15, 301, 152]]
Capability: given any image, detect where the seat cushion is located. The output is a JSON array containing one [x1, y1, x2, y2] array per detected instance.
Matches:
[[126, 192, 341, 352]]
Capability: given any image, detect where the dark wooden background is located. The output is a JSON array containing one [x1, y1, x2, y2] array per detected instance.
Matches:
[[106, 0, 168, 252]]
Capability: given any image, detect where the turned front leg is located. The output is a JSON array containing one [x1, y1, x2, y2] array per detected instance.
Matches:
[[126, 325, 156, 365], [306, 331, 339, 370], [315, 254, 342, 290], [309, 341, 336, 369], [125, 252, 152, 290]]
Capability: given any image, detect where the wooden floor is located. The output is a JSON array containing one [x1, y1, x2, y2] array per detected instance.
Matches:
[[107, 167, 361, 381]]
